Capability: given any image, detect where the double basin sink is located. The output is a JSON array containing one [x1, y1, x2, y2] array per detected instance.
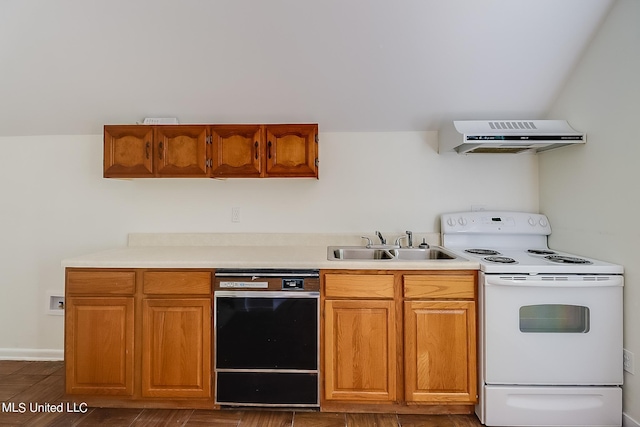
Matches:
[[328, 246, 459, 261]]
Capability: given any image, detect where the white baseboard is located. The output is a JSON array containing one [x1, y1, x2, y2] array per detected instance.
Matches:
[[625, 413, 640, 427], [0, 348, 63, 361]]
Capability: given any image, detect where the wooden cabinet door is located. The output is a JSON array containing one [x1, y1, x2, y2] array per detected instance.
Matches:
[[210, 125, 263, 177], [141, 298, 212, 398], [65, 297, 135, 395], [104, 125, 154, 177], [324, 299, 396, 402], [154, 125, 209, 177], [404, 300, 477, 403], [265, 124, 318, 177]]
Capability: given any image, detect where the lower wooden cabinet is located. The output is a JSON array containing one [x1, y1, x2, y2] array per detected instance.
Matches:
[[142, 298, 211, 398], [65, 296, 135, 396], [65, 267, 475, 412], [404, 300, 476, 403], [321, 270, 477, 412], [65, 269, 213, 407], [324, 299, 397, 402]]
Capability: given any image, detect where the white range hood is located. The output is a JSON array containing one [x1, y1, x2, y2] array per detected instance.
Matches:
[[439, 120, 586, 154]]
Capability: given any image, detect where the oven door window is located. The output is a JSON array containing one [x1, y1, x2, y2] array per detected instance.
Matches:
[[519, 304, 590, 333]]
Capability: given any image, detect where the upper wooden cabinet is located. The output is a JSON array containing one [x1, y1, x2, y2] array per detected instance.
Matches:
[[210, 125, 263, 177], [154, 126, 209, 177], [265, 124, 318, 177], [104, 125, 154, 177], [104, 123, 318, 179]]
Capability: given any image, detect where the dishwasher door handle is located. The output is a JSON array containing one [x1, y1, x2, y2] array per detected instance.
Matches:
[[215, 290, 319, 298], [214, 269, 319, 278]]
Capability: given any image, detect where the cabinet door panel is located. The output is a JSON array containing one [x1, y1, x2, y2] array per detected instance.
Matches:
[[65, 297, 134, 395], [404, 274, 475, 299], [324, 299, 396, 402], [155, 126, 209, 176], [142, 298, 211, 398], [265, 124, 318, 177], [104, 125, 154, 177], [67, 270, 135, 295], [143, 271, 212, 295], [211, 125, 262, 177], [324, 274, 394, 298], [404, 300, 477, 403]]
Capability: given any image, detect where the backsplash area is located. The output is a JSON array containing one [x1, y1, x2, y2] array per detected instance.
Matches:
[[0, 130, 537, 357]]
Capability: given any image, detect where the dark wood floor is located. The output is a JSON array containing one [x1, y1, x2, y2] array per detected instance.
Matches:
[[0, 361, 483, 426]]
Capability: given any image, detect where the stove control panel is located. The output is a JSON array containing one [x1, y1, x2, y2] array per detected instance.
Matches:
[[441, 211, 552, 235]]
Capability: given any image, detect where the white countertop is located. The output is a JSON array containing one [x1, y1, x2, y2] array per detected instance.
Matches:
[[61, 233, 479, 270]]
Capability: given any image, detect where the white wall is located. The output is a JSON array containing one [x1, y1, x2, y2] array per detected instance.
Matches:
[[540, 0, 640, 423], [0, 131, 538, 356]]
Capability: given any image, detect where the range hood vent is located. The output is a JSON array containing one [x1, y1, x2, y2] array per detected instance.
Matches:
[[439, 120, 585, 154], [488, 121, 537, 130]]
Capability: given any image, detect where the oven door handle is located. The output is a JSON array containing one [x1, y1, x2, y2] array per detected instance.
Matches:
[[485, 275, 623, 288]]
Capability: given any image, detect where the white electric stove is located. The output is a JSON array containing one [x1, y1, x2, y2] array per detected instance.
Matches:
[[441, 211, 624, 427]]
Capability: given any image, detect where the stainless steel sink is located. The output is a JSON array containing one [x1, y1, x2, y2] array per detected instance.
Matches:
[[330, 247, 396, 260], [392, 248, 455, 260], [327, 246, 458, 261]]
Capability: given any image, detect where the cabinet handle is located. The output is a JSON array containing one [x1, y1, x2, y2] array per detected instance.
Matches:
[[254, 141, 258, 159], [158, 142, 163, 159], [267, 141, 272, 159], [145, 142, 150, 159]]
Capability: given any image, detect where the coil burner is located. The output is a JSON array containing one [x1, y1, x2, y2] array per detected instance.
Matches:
[[527, 249, 557, 255], [545, 255, 593, 265], [465, 249, 501, 256], [484, 256, 517, 264]]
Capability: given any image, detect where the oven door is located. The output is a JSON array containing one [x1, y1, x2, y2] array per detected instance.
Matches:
[[483, 273, 623, 385]]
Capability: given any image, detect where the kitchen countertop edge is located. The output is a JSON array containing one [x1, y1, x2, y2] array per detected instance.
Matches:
[[61, 245, 479, 271]]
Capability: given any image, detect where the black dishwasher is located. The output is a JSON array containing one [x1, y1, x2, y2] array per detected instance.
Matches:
[[214, 269, 319, 408]]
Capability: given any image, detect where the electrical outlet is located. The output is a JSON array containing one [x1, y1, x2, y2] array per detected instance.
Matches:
[[623, 349, 635, 374], [231, 207, 240, 223], [47, 294, 65, 316]]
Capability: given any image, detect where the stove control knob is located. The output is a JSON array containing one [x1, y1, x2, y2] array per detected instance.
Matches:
[[458, 217, 467, 226], [539, 218, 548, 227], [528, 217, 536, 226], [447, 218, 456, 227]]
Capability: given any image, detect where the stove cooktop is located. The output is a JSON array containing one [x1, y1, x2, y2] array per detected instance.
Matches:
[[448, 246, 622, 274], [441, 211, 623, 275]]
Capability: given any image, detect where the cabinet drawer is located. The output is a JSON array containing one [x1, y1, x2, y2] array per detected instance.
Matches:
[[403, 274, 475, 299], [324, 274, 394, 298], [67, 271, 135, 295], [143, 271, 212, 295]]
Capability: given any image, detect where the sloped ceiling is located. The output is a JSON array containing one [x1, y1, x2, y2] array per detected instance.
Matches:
[[0, 0, 614, 136]]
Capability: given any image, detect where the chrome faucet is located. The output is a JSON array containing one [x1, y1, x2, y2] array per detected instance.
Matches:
[[375, 231, 386, 245], [394, 235, 407, 247], [395, 230, 413, 248]]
